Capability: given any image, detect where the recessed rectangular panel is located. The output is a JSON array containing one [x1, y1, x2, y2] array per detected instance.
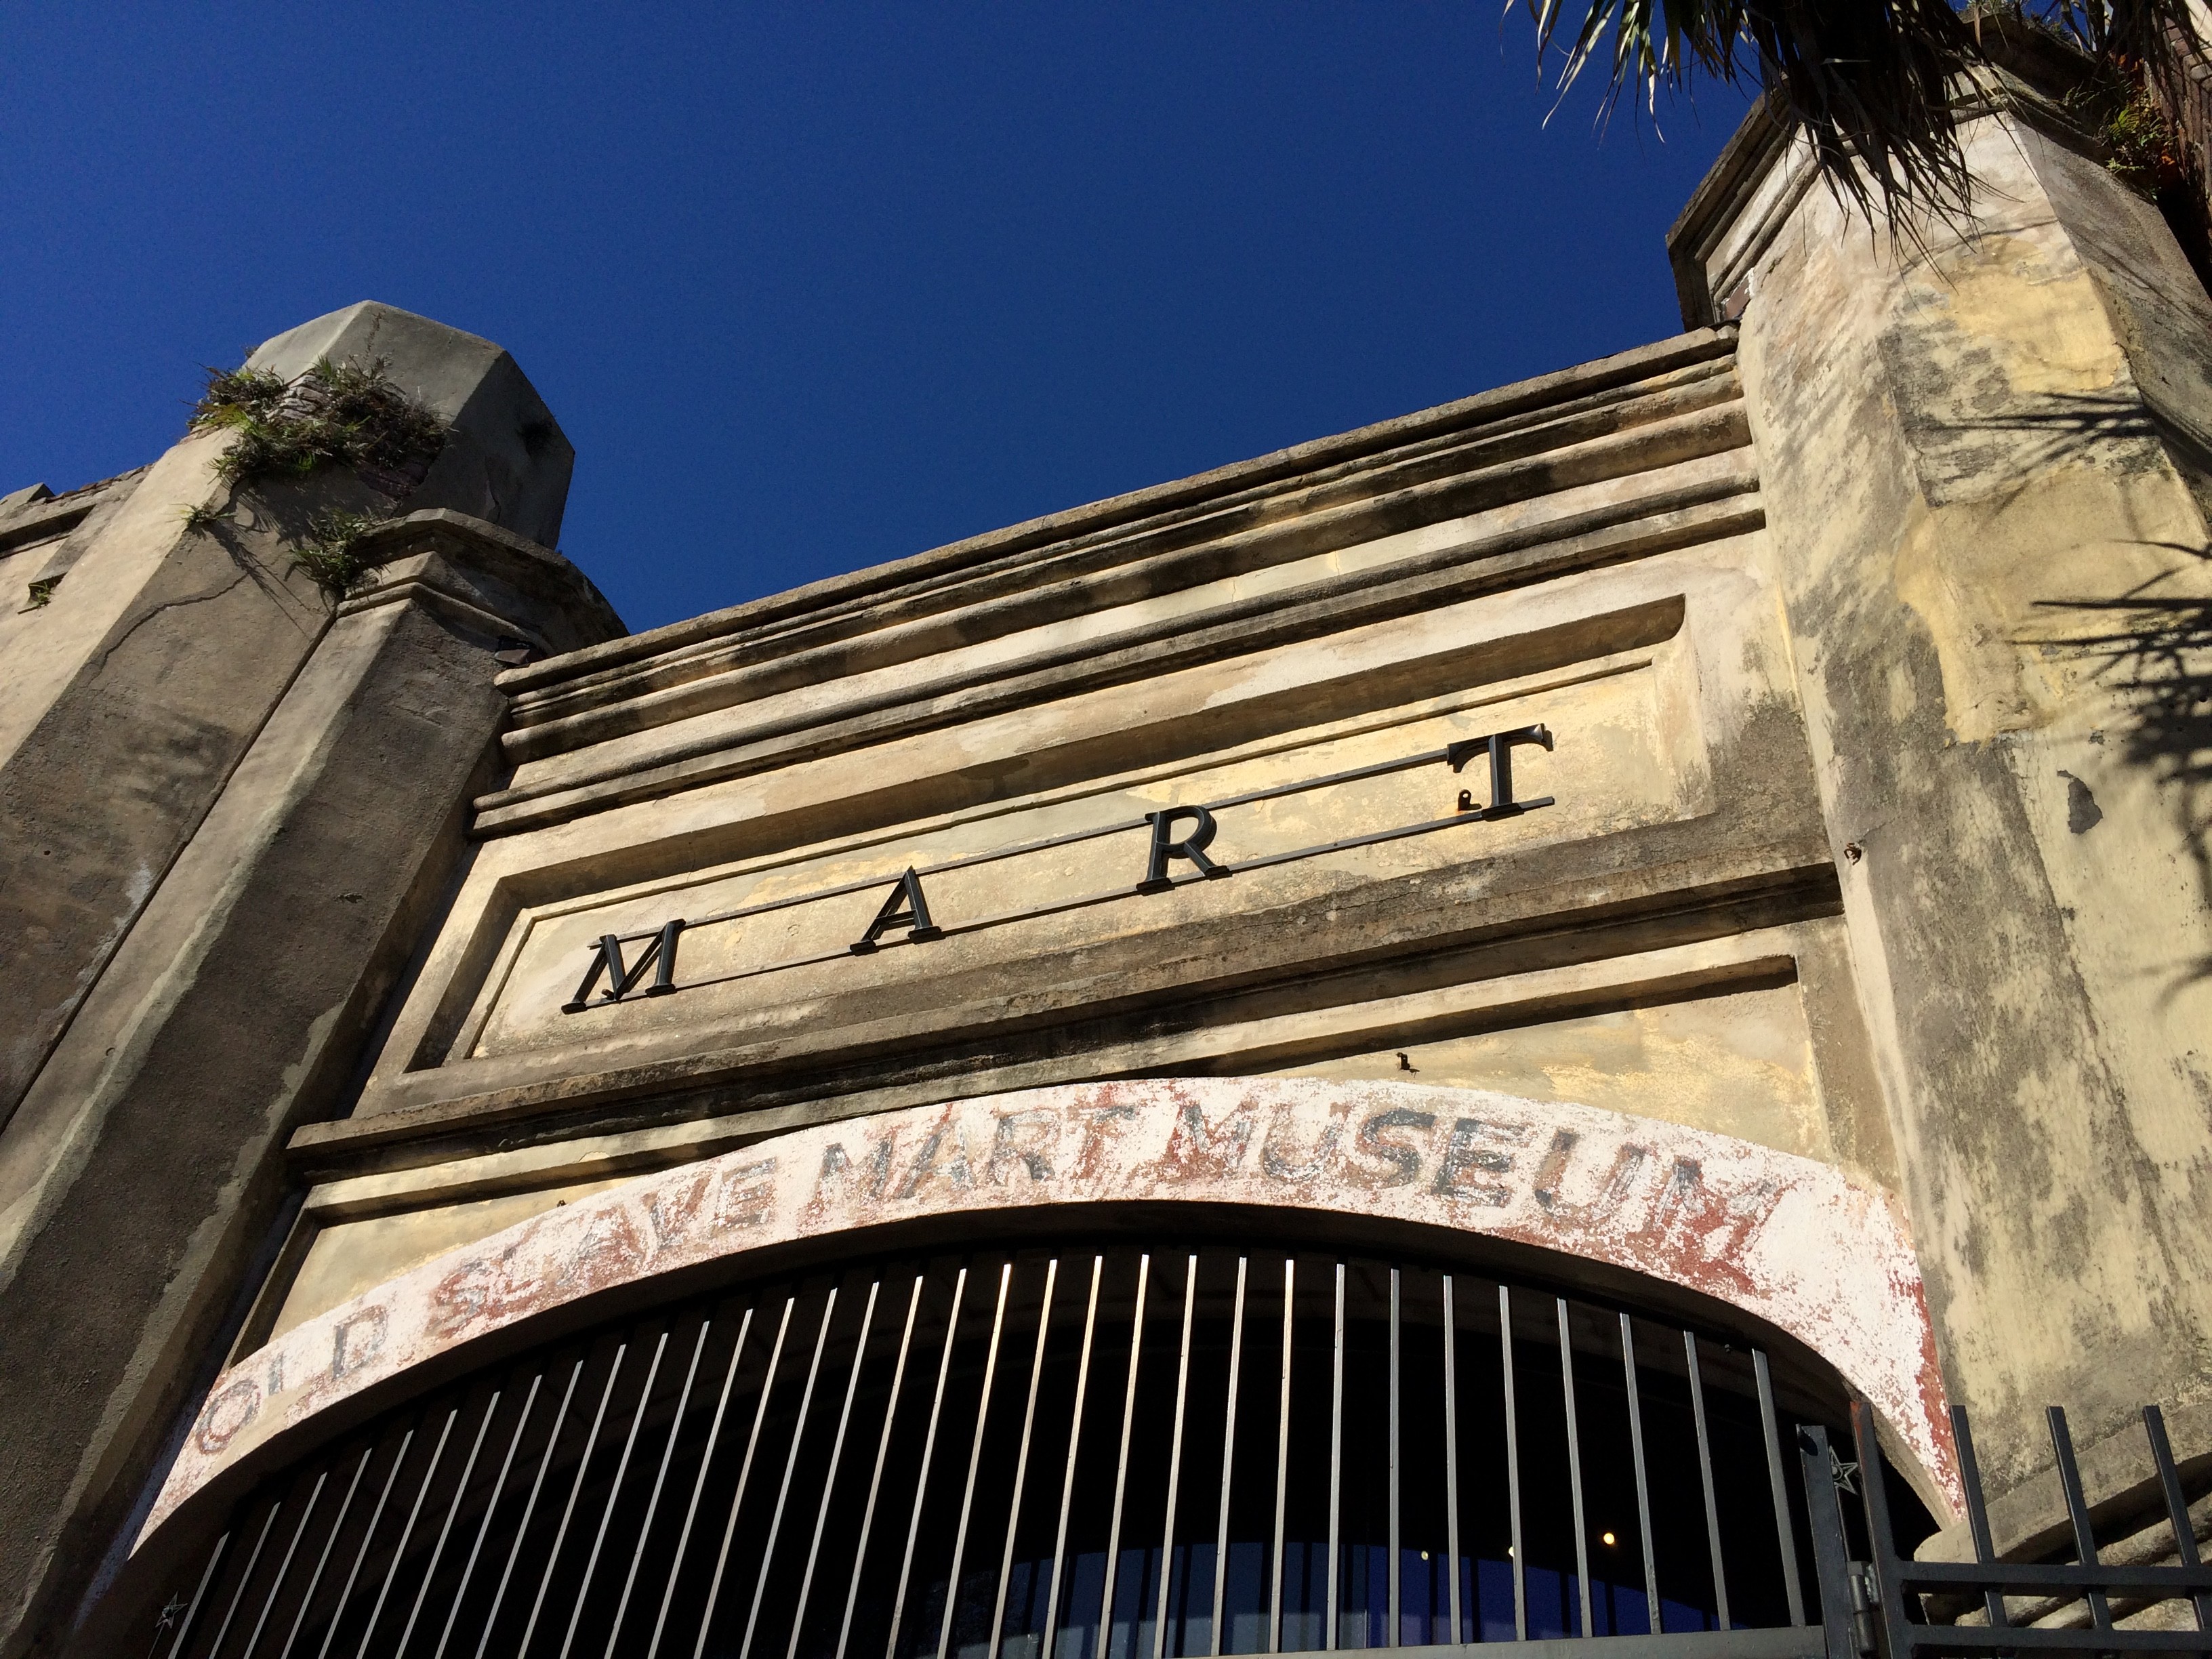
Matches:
[[462, 647, 1691, 1063]]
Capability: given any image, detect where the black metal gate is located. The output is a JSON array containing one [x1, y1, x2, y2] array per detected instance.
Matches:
[[138, 1238, 2212, 1659], [144, 1240, 1825, 1659]]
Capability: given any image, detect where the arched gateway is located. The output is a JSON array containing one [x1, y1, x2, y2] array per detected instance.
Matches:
[[137, 1082, 1950, 1659], [47, 148, 2212, 1652]]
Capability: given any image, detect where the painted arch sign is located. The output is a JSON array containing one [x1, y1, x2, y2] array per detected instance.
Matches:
[[146, 1078, 1957, 1544]]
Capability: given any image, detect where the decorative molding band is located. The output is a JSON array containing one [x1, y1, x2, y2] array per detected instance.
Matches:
[[491, 332, 1739, 708]]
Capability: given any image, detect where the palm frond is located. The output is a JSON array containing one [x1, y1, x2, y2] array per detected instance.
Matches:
[[1525, 0, 2206, 225]]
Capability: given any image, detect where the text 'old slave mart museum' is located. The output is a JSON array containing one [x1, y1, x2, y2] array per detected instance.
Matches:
[[8, 49, 2212, 1659]]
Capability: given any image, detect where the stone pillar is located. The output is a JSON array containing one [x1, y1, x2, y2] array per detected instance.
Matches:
[[1671, 68, 2212, 1498], [0, 303, 575, 1139], [0, 310, 620, 1657]]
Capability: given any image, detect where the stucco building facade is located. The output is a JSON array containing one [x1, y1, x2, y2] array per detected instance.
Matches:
[[5, 55, 2211, 1659]]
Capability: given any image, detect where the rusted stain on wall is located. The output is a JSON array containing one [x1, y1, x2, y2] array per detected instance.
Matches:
[[145, 1078, 1956, 1543]]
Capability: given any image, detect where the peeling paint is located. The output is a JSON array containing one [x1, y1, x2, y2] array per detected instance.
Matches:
[[145, 1078, 1957, 1544]]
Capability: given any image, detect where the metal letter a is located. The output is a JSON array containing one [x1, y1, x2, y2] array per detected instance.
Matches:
[[850, 868, 943, 954]]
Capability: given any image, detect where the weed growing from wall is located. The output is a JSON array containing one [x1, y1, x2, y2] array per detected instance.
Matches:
[[2104, 87, 2188, 190], [288, 511, 386, 601], [189, 356, 447, 490], [2060, 56, 2194, 194], [186, 356, 449, 604]]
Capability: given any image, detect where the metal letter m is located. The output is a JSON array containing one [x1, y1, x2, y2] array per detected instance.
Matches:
[[561, 918, 684, 1013]]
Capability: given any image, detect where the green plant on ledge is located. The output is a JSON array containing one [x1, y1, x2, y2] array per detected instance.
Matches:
[[2104, 86, 2186, 192], [188, 356, 447, 487], [187, 355, 449, 606], [289, 510, 385, 603], [2055, 52, 2192, 195]]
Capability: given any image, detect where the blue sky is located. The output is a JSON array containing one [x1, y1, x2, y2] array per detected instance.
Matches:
[[1, 3, 1746, 634]]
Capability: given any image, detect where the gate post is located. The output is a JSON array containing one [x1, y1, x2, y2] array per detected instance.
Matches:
[[1800, 1425, 1864, 1659]]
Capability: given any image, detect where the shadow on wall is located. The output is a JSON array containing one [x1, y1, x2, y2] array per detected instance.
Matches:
[[2047, 544, 2212, 992], [1933, 388, 2163, 485], [1931, 389, 2212, 996]]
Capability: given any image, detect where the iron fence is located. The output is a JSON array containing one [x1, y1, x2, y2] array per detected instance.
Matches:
[[1800, 1399, 2212, 1659]]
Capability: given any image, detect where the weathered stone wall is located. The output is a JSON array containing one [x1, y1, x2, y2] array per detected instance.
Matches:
[[0, 304, 578, 1147], [146, 322, 1928, 1583], [1673, 86, 2212, 1507], [312, 332, 1831, 1179]]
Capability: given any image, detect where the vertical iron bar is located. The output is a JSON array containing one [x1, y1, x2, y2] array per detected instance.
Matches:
[[277, 1448, 371, 1659], [1949, 1403, 2008, 1631], [475, 1360, 577, 1659], [1326, 1262, 1343, 1654], [314, 1433, 409, 1659], [1556, 1300, 1592, 1640], [1442, 1277, 1460, 1648], [1796, 1426, 1860, 1659], [1389, 1268, 1401, 1650], [1499, 1287, 1524, 1643], [886, 1267, 970, 1659], [938, 1263, 1016, 1659], [1271, 1258, 1293, 1658], [397, 1390, 503, 1659], [1752, 1350, 1807, 1628], [989, 1258, 1061, 1659], [1617, 1316, 1660, 1633], [1101, 1253, 1153, 1659], [434, 1372, 544, 1659], [609, 1325, 712, 1656], [648, 1309, 754, 1659], [241, 1467, 327, 1659], [2146, 1405, 2212, 1631], [2048, 1406, 2112, 1630], [1681, 1336, 1729, 1634], [837, 1275, 924, 1659], [1042, 1256, 1105, 1659], [697, 1298, 798, 1659], [359, 1404, 461, 1659], [1154, 1255, 1200, 1659], [205, 1501, 284, 1659], [1849, 1399, 1918, 1659], [521, 1352, 626, 1659], [166, 1532, 230, 1659], [1211, 1256, 1248, 1659], [743, 1292, 840, 1659], [792, 1283, 882, 1659]]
